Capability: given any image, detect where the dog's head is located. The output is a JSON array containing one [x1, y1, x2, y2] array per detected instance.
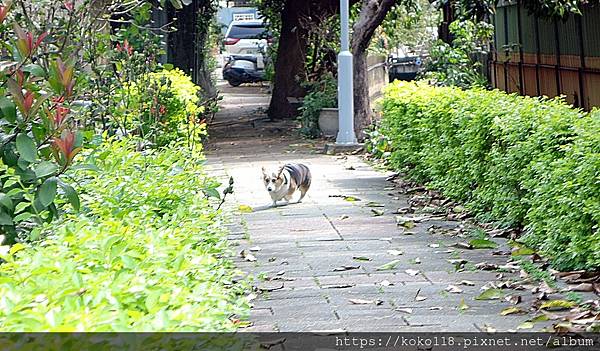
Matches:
[[262, 166, 285, 193]]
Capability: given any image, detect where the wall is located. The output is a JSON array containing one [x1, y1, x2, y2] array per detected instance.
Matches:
[[367, 55, 388, 116]]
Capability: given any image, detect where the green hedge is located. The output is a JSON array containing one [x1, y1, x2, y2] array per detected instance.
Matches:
[[0, 141, 248, 331], [378, 81, 600, 270]]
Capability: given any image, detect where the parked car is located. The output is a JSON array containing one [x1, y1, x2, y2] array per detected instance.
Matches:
[[388, 54, 424, 82], [223, 20, 271, 56]]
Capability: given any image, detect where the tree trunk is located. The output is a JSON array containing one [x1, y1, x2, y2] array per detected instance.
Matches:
[[268, 0, 352, 119], [268, 1, 311, 119], [351, 0, 396, 138], [167, 0, 217, 97], [438, 2, 455, 44]]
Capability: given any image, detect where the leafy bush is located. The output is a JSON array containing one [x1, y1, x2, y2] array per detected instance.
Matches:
[[299, 73, 337, 138], [113, 69, 207, 148], [0, 3, 83, 244], [0, 140, 248, 331], [422, 20, 493, 89], [377, 81, 599, 270]]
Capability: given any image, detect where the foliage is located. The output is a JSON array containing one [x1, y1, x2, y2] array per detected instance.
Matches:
[[521, 0, 597, 18], [114, 69, 207, 149], [0, 140, 249, 331], [423, 20, 493, 88], [0, 1, 84, 244], [298, 73, 337, 138], [377, 0, 440, 54], [376, 81, 599, 270]]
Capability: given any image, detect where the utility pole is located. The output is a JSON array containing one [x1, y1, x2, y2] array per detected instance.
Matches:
[[336, 0, 357, 145]]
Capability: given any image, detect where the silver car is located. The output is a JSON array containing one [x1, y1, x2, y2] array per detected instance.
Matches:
[[223, 20, 271, 56]]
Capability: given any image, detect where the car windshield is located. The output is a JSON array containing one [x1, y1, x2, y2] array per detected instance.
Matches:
[[228, 24, 269, 39]]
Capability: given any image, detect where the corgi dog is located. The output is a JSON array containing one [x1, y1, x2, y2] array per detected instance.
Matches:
[[262, 163, 311, 207]]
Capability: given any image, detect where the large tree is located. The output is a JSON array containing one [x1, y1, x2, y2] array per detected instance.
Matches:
[[351, 0, 399, 135], [263, 0, 347, 119]]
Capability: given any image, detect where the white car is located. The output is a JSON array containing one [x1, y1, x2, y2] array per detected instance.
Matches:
[[223, 20, 271, 56]]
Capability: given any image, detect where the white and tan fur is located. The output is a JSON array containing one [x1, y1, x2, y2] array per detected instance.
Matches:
[[262, 163, 311, 207]]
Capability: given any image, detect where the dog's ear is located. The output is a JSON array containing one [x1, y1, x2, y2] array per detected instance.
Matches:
[[261, 167, 269, 178], [277, 166, 285, 178]]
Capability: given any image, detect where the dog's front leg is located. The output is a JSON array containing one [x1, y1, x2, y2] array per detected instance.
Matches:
[[271, 200, 278, 207]]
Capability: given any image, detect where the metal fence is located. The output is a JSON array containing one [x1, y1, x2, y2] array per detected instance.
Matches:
[[491, 0, 600, 110]]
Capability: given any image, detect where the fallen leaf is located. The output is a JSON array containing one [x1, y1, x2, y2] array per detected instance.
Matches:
[[238, 205, 253, 213], [333, 265, 360, 272], [458, 298, 469, 311], [475, 288, 504, 300], [353, 256, 372, 261], [453, 205, 465, 213], [415, 295, 427, 302], [453, 242, 473, 249], [512, 247, 536, 256], [387, 249, 404, 256], [483, 324, 496, 333], [568, 283, 594, 292], [517, 322, 534, 330], [376, 260, 401, 271], [505, 295, 522, 305], [344, 196, 361, 202], [469, 239, 498, 249], [240, 250, 257, 262], [275, 270, 285, 276], [429, 306, 443, 311], [501, 307, 526, 316], [413, 257, 422, 264], [379, 280, 393, 286], [405, 269, 420, 276], [396, 217, 416, 229], [371, 209, 384, 216], [446, 285, 463, 294], [396, 308, 413, 314], [540, 300, 576, 311], [323, 284, 354, 289], [529, 314, 550, 323], [460, 280, 475, 286], [429, 243, 441, 248], [349, 298, 383, 305], [340, 215, 349, 220], [536, 281, 557, 294], [366, 201, 385, 208], [475, 262, 499, 271], [249, 246, 262, 252], [258, 282, 284, 292]]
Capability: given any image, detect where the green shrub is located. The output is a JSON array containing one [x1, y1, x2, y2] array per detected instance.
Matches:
[[378, 81, 598, 270], [0, 140, 248, 331], [114, 69, 207, 148], [299, 73, 337, 138]]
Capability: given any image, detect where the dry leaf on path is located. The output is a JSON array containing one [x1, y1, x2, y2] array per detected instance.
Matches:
[[349, 298, 383, 305], [501, 307, 526, 316], [376, 260, 401, 271], [371, 209, 385, 216], [240, 250, 257, 262], [415, 288, 427, 302], [333, 265, 360, 272], [387, 249, 404, 256], [446, 285, 463, 294]]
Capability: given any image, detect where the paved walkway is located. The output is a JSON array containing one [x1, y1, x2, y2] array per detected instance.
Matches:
[[205, 82, 572, 332]]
